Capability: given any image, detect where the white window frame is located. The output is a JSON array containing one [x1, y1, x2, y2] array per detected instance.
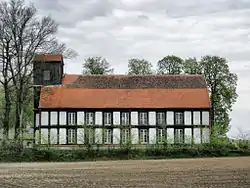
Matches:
[[68, 129, 76, 144], [68, 112, 76, 125], [175, 112, 184, 125], [121, 112, 129, 125], [43, 70, 51, 81], [139, 112, 148, 125], [85, 112, 94, 125], [175, 129, 184, 144], [121, 129, 130, 144], [157, 112, 165, 125], [139, 129, 148, 144], [104, 129, 112, 144], [157, 129, 165, 143], [104, 112, 112, 125]]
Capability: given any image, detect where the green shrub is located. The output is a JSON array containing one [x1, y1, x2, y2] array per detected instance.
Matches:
[[1, 142, 250, 162]]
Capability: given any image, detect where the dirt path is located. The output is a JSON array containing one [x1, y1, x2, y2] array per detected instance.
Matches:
[[0, 157, 250, 187]]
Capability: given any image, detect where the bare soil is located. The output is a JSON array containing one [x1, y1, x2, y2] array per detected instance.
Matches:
[[0, 157, 250, 188]]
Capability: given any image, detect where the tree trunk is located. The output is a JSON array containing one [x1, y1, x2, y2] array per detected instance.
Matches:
[[2, 82, 11, 145]]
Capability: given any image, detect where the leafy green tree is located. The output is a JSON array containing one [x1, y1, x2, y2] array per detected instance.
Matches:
[[82, 56, 114, 74], [199, 55, 238, 135], [127, 58, 154, 75], [157, 55, 183, 74], [183, 57, 202, 74]]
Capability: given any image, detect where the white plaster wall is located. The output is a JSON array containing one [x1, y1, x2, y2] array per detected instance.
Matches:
[[41, 111, 48, 126], [202, 128, 210, 143], [77, 112, 85, 126], [95, 128, 102, 144], [95, 112, 102, 125], [194, 128, 201, 144], [131, 111, 138, 125], [202, 111, 210, 125], [184, 111, 192, 125], [36, 113, 39, 127], [149, 128, 156, 144], [59, 128, 66, 144], [193, 111, 201, 125], [77, 128, 84, 144], [167, 111, 174, 125], [149, 111, 156, 125], [113, 128, 120, 144], [113, 112, 120, 125], [41, 129, 48, 144], [131, 128, 138, 144], [59, 112, 66, 125], [167, 128, 174, 143], [50, 111, 57, 125], [50, 128, 58, 144], [184, 128, 192, 144]]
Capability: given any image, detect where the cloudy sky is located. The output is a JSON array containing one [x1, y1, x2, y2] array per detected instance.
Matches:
[[30, 0, 249, 137]]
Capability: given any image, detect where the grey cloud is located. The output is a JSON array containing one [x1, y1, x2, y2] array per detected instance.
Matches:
[[32, 0, 115, 27]]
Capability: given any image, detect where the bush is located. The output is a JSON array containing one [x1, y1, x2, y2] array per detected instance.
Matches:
[[0, 142, 250, 162]]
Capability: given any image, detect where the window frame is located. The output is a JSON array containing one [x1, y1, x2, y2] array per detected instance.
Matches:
[[104, 128, 112, 144], [67, 128, 76, 144], [67, 112, 76, 126], [156, 112, 166, 125], [43, 70, 51, 81], [175, 112, 184, 125], [121, 112, 130, 125], [85, 112, 94, 125], [121, 128, 130, 144], [174, 128, 184, 144], [139, 129, 148, 144], [139, 112, 148, 125], [104, 112, 112, 126]]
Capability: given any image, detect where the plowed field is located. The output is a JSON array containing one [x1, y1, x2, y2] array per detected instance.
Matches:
[[0, 157, 250, 187]]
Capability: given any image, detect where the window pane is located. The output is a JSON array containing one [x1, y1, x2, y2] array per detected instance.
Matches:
[[139, 112, 148, 125], [68, 112, 76, 125], [104, 112, 112, 125], [157, 112, 165, 125], [175, 129, 184, 143], [68, 129, 76, 144], [139, 129, 148, 144], [104, 129, 112, 144], [43, 70, 51, 81], [175, 112, 184, 125], [121, 112, 129, 125], [122, 129, 130, 143], [86, 112, 94, 125]]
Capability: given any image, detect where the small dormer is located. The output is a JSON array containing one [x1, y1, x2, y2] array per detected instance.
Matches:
[[33, 54, 64, 86]]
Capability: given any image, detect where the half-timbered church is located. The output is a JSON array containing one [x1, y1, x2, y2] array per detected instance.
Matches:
[[33, 54, 211, 146]]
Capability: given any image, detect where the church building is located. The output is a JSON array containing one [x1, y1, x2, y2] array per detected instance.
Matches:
[[33, 54, 211, 146]]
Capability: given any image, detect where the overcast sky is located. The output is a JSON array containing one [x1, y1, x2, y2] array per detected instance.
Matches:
[[30, 0, 249, 137]]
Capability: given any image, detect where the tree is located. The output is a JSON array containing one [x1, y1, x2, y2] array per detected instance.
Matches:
[[183, 57, 202, 74], [157, 55, 183, 74], [199, 55, 238, 135], [127, 58, 154, 75], [82, 56, 113, 74], [0, 0, 77, 142]]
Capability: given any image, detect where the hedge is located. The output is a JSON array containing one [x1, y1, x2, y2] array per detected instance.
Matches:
[[0, 142, 250, 162]]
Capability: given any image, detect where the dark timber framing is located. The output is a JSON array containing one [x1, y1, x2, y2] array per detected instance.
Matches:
[[34, 108, 211, 146]]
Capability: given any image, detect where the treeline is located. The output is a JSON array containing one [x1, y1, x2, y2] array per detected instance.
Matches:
[[82, 55, 238, 136]]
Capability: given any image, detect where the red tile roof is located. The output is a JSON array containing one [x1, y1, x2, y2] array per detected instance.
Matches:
[[34, 54, 63, 62], [62, 74, 79, 85], [39, 74, 211, 109]]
